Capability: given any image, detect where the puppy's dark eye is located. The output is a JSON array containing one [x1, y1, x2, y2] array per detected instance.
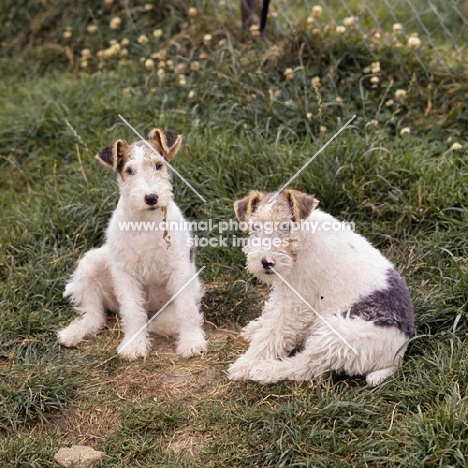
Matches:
[[126, 167, 135, 175], [155, 162, 163, 171]]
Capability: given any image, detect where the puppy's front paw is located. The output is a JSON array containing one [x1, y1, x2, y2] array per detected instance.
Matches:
[[117, 336, 149, 361], [176, 335, 208, 358], [58, 325, 84, 348]]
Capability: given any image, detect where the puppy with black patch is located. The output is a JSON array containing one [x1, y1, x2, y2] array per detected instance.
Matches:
[[228, 189, 414, 386]]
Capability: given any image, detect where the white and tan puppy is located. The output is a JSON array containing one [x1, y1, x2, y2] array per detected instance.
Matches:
[[59, 129, 207, 360]]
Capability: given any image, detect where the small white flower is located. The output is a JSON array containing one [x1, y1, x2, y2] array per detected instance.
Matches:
[[156, 50, 167, 60], [153, 29, 163, 39], [450, 142, 462, 151], [284, 68, 295, 80], [63, 30, 72, 39], [385, 99, 394, 107], [393, 23, 403, 35], [190, 61, 201, 72], [145, 3, 153, 11], [87, 24, 98, 34], [307, 113, 313, 120], [121, 38, 130, 46], [311, 76, 321, 88], [395, 89, 407, 101], [203, 34, 213, 46], [343, 16, 358, 27], [188, 90, 196, 99], [145, 59, 155, 71], [137, 34, 149, 45], [97, 44, 120, 60], [311, 5, 322, 18], [335, 96, 343, 104], [370, 61, 380, 74], [336, 25, 346, 34], [81, 48, 92, 59], [189, 7, 198, 17], [368, 119, 379, 127], [408, 35, 421, 50], [110, 17, 121, 29], [320, 125, 327, 134], [400, 127, 410, 135]]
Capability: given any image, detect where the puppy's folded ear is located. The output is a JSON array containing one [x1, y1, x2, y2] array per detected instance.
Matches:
[[96, 140, 128, 172], [283, 189, 319, 221], [234, 191, 263, 225], [148, 128, 182, 161]]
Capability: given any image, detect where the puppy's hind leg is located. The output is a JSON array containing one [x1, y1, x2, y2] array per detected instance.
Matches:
[[59, 248, 114, 347]]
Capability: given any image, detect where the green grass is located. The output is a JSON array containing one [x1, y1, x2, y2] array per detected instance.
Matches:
[[1, 1, 468, 467]]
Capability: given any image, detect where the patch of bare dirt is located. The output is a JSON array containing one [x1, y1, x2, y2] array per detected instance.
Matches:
[[49, 323, 245, 446]]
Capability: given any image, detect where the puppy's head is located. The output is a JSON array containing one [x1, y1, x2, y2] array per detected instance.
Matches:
[[96, 129, 182, 211], [234, 189, 319, 282]]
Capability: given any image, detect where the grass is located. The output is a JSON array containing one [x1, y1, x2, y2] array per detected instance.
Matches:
[[1, 1, 468, 467]]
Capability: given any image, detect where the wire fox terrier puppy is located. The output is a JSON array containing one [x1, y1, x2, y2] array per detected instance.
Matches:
[[59, 129, 207, 360], [228, 189, 414, 386]]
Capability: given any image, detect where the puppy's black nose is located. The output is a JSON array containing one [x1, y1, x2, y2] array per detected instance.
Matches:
[[262, 256, 276, 269], [145, 193, 158, 206]]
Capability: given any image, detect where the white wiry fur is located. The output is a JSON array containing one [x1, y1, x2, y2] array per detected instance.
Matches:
[[58, 129, 207, 360], [228, 190, 413, 386]]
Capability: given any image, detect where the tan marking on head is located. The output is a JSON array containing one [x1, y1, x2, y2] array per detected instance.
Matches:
[[148, 128, 182, 161], [234, 191, 265, 224], [282, 189, 319, 221], [96, 139, 130, 173]]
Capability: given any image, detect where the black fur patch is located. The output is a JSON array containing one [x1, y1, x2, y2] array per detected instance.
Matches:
[[98, 145, 114, 168], [346, 268, 414, 337], [164, 130, 179, 150]]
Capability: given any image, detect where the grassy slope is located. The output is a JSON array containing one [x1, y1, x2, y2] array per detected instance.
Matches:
[[1, 1, 468, 467]]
